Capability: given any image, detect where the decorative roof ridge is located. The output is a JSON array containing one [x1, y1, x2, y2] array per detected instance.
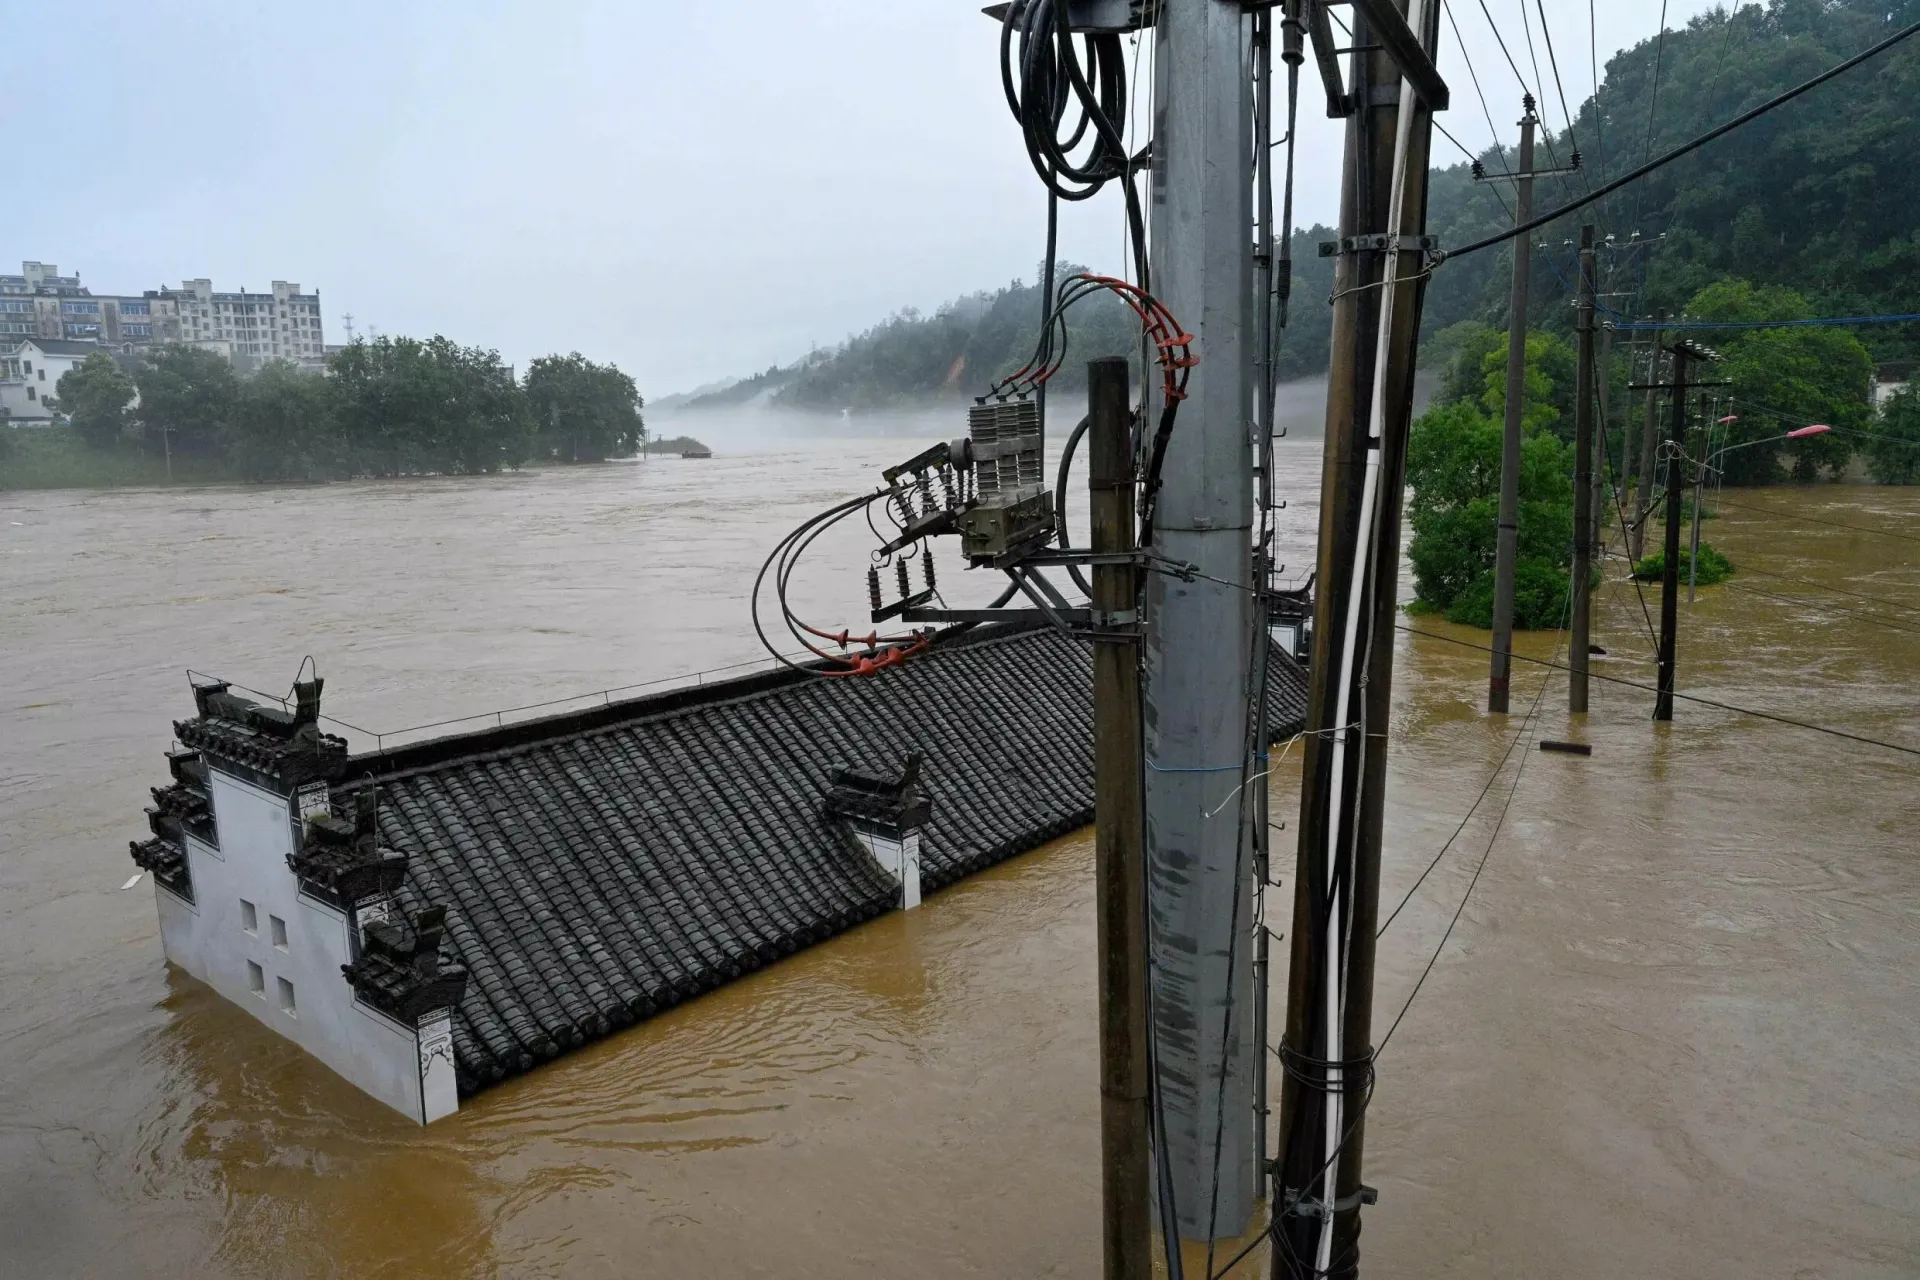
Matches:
[[335, 619, 1062, 789]]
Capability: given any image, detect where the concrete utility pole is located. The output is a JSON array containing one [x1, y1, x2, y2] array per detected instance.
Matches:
[[1569, 226, 1596, 712], [1632, 314, 1665, 563], [1655, 345, 1695, 721], [1276, 0, 1442, 1273], [1088, 357, 1152, 1280], [1143, 0, 1257, 1243], [1486, 96, 1536, 714]]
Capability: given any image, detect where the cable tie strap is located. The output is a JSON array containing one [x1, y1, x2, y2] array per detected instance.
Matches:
[[1279, 1184, 1379, 1221]]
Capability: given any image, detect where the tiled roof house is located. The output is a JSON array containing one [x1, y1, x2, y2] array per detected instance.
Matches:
[[130, 622, 1308, 1122]]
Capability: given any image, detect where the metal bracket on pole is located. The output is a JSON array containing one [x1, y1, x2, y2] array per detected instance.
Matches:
[[1278, 1183, 1379, 1219], [1336, 0, 1448, 109], [1318, 233, 1437, 256]]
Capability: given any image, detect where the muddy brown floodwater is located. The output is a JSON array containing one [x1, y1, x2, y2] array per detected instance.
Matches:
[[2, 436, 1917, 1278]]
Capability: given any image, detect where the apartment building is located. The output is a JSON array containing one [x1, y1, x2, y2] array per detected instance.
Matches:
[[1, 262, 324, 371], [163, 278, 326, 369], [0, 262, 187, 347]]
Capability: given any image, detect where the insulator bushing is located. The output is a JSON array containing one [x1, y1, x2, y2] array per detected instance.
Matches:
[[896, 558, 911, 599], [922, 549, 936, 592], [867, 567, 882, 613]]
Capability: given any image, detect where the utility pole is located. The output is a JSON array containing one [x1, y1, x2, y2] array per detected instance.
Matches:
[[1142, 0, 1258, 1244], [1276, 0, 1443, 1274], [1486, 96, 1536, 713], [1088, 357, 1151, 1280], [1632, 338, 1725, 720], [1656, 347, 1690, 721], [1569, 226, 1596, 712], [1631, 313, 1664, 563]]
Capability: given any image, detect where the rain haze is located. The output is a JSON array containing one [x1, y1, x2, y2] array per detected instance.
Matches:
[[18, 0, 1721, 396]]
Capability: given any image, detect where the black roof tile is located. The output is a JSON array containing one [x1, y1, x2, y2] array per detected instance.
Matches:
[[323, 622, 1307, 1096]]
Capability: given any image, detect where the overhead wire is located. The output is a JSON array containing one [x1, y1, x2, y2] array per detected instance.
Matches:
[[1443, 17, 1920, 259], [1437, 2, 1515, 221], [1396, 624, 1920, 759]]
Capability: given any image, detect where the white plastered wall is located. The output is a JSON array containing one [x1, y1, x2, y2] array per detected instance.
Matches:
[[851, 828, 923, 909], [152, 765, 457, 1124]]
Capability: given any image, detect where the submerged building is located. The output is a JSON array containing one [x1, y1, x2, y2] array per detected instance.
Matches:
[[128, 622, 1307, 1123]]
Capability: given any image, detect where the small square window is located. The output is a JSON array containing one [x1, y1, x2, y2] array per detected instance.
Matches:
[[240, 899, 258, 933], [247, 960, 265, 995], [277, 977, 297, 1015], [270, 915, 288, 949]]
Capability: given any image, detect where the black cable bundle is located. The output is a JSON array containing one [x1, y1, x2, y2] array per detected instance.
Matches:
[[998, 0, 1150, 284]]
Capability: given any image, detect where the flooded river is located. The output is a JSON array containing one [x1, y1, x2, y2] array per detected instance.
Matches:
[[2, 429, 1917, 1277]]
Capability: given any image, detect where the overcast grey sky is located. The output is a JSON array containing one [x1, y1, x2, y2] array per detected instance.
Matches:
[[16, 1, 1720, 394]]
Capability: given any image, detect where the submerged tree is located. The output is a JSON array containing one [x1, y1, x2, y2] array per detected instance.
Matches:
[[524, 353, 646, 462], [134, 344, 239, 458], [328, 336, 535, 475], [1406, 324, 1583, 628], [1865, 386, 1920, 485], [56, 352, 138, 449]]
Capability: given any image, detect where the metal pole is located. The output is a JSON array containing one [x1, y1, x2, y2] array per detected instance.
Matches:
[[1633, 314, 1664, 563], [1144, 0, 1257, 1242], [1487, 96, 1536, 713], [1250, 0, 1278, 1200], [1569, 226, 1595, 712], [1089, 357, 1152, 1280], [1277, 0, 1438, 1273], [1656, 348, 1689, 721]]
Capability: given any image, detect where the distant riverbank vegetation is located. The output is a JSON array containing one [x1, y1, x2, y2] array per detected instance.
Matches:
[[0, 339, 646, 489]]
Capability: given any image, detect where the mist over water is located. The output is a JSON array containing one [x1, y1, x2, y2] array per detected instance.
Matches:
[[0, 423, 1914, 1277]]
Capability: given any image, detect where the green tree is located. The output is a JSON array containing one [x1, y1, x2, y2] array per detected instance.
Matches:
[[135, 344, 238, 458], [1404, 398, 1575, 628], [1685, 280, 1872, 483], [230, 360, 336, 481], [328, 336, 534, 475], [55, 352, 138, 448], [524, 353, 646, 462], [1865, 386, 1920, 484]]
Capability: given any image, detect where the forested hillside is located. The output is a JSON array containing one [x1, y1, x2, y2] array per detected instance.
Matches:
[[683, 0, 1917, 408], [1421, 0, 1920, 362]]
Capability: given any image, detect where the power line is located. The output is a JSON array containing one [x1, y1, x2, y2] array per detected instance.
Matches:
[[1612, 311, 1920, 330], [1374, 661, 1546, 940], [1477, 0, 1532, 97], [1444, 17, 1920, 260], [1395, 624, 1920, 759], [1641, 0, 1669, 168], [1721, 579, 1920, 638], [1713, 496, 1920, 545], [1534, 0, 1590, 190], [1739, 563, 1920, 617], [1587, 0, 1607, 187]]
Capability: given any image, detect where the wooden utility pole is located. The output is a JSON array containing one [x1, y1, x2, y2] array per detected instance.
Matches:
[[1486, 96, 1536, 714], [1276, 0, 1443, 1273], [1569, 226, 1596, 713], [1631, 314, 1664, 563], [1088, 356, 1151, 1280]]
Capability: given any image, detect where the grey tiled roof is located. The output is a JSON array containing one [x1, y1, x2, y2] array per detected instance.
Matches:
[[331, 623, 1309, 1096]]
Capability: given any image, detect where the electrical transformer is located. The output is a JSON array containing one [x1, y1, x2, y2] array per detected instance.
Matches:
[[959, 397, 1054, 563]]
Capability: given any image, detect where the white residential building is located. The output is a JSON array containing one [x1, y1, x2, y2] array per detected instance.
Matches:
[[0, 337, 114, 424], [163, 278, 326, 371]]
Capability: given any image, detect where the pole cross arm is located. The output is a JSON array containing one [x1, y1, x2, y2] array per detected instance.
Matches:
[[1339, 0, 1449, 110]]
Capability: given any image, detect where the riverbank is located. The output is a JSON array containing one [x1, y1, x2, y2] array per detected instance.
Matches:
[[0, 426, 707, 492], [0, 427, 243, 490]]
